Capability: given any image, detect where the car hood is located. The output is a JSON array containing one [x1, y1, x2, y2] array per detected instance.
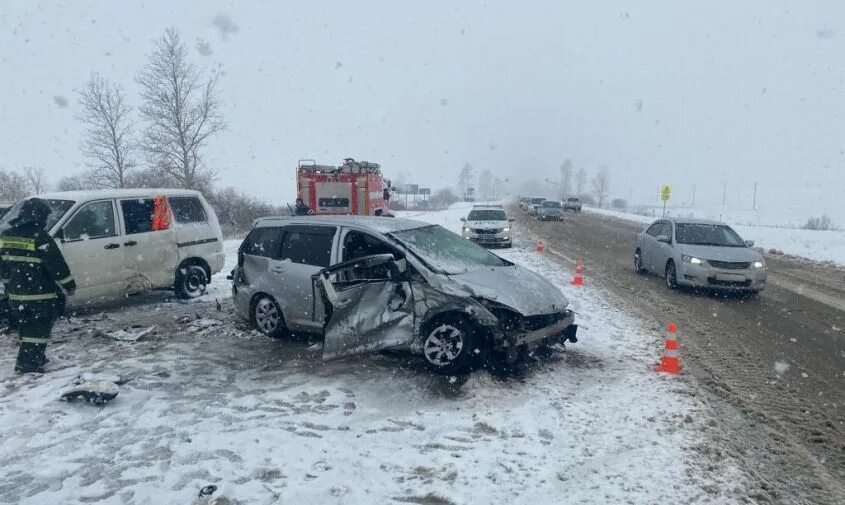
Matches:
[[539, 208, 562, 213], [677, 244, 762, 262], [466, 220, 507, 229], [448, 264, 569, 316]]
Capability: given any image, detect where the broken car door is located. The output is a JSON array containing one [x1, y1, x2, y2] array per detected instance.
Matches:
[[314, 254, 415, 360]]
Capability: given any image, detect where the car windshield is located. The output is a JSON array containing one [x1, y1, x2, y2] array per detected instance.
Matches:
[[390, 224, 509, 274], [675, 224, 746, 247], [0, 199, 75, 234], [467, 209, 506, 221], [530, 198, 545, 204], [541, 201, 561, 208], [568, 198, 579, 202]]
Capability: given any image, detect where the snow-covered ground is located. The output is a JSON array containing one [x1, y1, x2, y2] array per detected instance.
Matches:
[[0, 206, 743, 504], [586, 205, 845, 266]]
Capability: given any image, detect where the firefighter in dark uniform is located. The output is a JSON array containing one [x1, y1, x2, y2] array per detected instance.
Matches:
[[0, 198, 75, 373], [294, 198, 313, 216]]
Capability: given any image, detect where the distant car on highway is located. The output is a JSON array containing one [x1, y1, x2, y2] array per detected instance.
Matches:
[[525, 197, 545, 212], [634, 218, 767, 293], [564, 197, 582, 213], [461, 205, 513, 248], [537, 200, 564, 221]]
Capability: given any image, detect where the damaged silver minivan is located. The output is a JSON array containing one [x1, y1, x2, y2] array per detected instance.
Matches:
[[231, 216, 577, 374]]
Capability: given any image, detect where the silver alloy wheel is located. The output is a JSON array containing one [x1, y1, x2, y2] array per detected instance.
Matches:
[[254, 297, 280, 334], [634, 251, 643, 273], [666, 262, 677, 289], [423, 324, 465, 366]]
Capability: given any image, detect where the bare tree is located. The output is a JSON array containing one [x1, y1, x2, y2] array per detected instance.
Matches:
[[477, 168, 494, 201], [78, 73, 136, 188], [23, 167, 48, 194], [457, 163, 474, 201], [560, 159, 573, 199], [137, 28, 226, 190], [591, 165, 610, 208], [57, 172, 96, 192], [0, 169, 32, 201], [429, 188, 459, 209], [124, 167, 180, 189], [575, 167, 587, 195]]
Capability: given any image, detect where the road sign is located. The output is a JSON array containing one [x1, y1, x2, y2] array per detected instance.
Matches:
[[660, 184, 672, 202], [418, 188, 431, 195]]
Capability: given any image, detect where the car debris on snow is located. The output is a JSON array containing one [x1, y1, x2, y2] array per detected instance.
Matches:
[[60, 378, 120, 405], [97, 325, 158, 342]]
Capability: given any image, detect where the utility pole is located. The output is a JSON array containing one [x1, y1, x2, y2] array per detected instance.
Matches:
[[722, 182, 727, 205], [692, 185, 696, 206], [752, 182, 758, 210]]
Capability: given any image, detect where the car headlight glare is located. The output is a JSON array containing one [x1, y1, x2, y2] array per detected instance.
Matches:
[[503, 227, 510, 232], [463, 227, 471, 233], [682, 255, 704, 265], [753, 260, 764, 268]]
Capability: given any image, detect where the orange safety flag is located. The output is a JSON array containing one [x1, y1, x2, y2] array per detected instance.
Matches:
[[152, 195, 172, 231]]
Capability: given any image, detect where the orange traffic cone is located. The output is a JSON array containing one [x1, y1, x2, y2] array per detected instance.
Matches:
[[570, 260, 585, 286], [536, 240, 545, 254], [654, 323, 680, 375]]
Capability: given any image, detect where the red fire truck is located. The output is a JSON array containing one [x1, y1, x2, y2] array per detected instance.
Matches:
[[296, 158, 392, 216]]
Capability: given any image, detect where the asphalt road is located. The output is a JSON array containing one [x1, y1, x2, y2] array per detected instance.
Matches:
[[515, 208, 845, 504]]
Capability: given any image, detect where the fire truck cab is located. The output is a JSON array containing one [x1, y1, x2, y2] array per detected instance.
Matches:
[[297, 158, 391, 216]]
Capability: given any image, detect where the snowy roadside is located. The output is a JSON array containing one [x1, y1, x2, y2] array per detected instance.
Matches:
[[0, 208, 744, 505], [584, 205, 845, 266]]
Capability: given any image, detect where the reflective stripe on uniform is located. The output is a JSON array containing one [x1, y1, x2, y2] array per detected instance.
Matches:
[[8, 293, 58, 301], [0, 237, 36, 251], [57, 275, 74, 285], [20, 336, 49, 344], [1, 254, 42, 263], [663, 349, 679, 358]]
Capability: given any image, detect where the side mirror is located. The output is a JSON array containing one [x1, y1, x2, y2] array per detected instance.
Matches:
[[745, 240, 755, 247], [509, 218, 515, 222], [460, 217, 466, 222], [54, 228, 65, 242], [394, 258, 407, 274], [656, 235, 671, 244]]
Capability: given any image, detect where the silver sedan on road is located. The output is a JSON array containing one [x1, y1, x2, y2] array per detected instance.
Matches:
[[634, 218, 767, 293]]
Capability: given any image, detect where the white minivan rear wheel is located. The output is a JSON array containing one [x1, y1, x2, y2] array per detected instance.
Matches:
[[176, 264, 208, 299]]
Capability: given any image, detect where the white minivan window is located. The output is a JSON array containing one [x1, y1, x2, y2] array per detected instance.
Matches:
[[120, 199, 157, 235], [169, 196, 207, 223], [62, 200, 116, 241]]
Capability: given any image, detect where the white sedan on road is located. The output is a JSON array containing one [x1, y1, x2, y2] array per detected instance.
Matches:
[[634, 218, 767, 293]]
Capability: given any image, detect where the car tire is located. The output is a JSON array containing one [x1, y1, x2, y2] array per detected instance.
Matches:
[[251, 294, 288, 339], [665, 261, 678, 290], [421, 317, 476, 375], [175, 264, 208, 299], [634, 249, 647, 274]]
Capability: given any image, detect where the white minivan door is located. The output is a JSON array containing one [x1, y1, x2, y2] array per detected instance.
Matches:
[[118, 198, 179, 291], [56, 199, 130, 304]]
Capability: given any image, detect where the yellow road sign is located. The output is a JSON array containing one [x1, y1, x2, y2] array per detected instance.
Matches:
[[660, 184, 672, 202]]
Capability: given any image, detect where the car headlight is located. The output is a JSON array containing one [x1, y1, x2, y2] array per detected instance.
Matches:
[[753, 260, 765, 268], [463, 227, 471, 234], [682, 255, 704, 265], [503, 227, 510, 232]]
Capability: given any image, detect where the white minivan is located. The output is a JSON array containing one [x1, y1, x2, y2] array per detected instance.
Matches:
[[0, 189, 225, 307]]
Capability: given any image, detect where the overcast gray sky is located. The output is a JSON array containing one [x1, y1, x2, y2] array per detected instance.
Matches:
[[1, 0, 843, 207]]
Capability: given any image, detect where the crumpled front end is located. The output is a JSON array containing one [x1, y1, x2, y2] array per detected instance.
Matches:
[[478, 299, 577, 351]]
